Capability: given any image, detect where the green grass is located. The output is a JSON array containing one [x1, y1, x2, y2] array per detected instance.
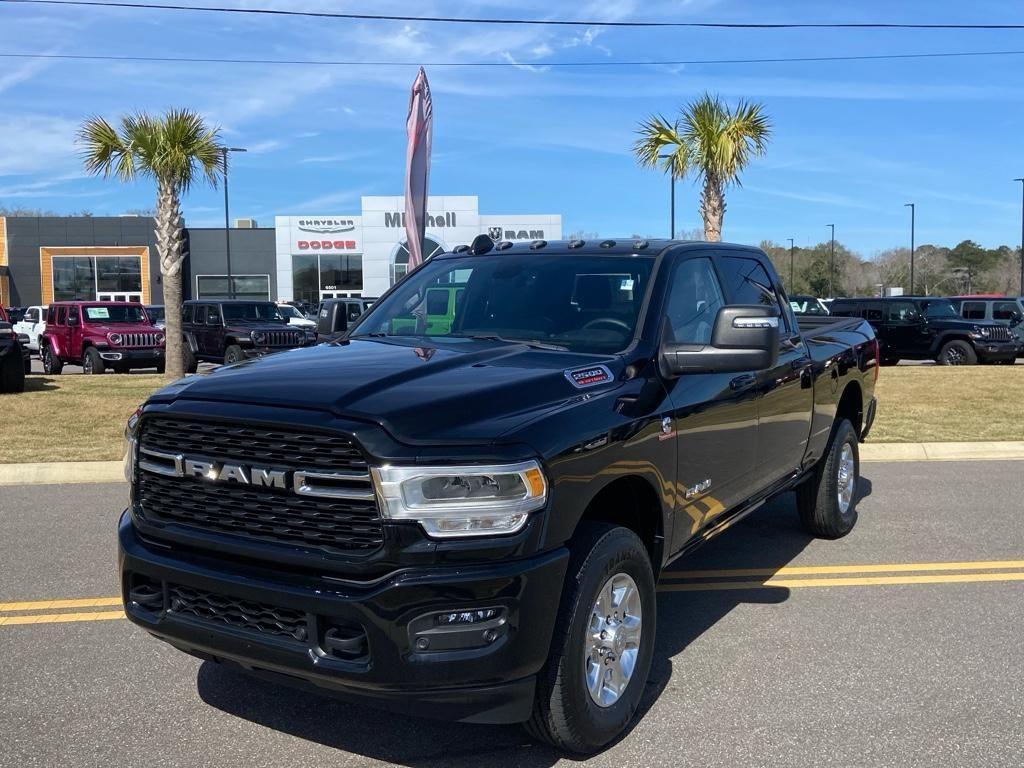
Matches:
[[1, 365, 1021, 463]]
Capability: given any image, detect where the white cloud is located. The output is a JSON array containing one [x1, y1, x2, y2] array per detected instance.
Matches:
[[0, 57, 53, 95], [246, 139, 283, 154], [0, 115, 80, 177]]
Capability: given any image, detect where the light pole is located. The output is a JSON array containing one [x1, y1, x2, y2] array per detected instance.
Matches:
[[1015, 179, 1024, 296], [659, 153, 676, 238], [220, 146, 247, 299], [787, 237, 795, 288], [827, 224, 835, 298], [904, 203, 915, 294]]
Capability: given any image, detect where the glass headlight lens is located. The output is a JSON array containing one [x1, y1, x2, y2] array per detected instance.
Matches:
[[252, 331, 267, 344], [108, 332, 123, 345], [372, 460, 548, 538]]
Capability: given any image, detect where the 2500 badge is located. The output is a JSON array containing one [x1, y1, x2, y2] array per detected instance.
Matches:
[[565, 365, 613, 388]]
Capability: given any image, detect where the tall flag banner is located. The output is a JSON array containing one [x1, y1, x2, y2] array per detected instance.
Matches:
[[404, 67, 433, 271]]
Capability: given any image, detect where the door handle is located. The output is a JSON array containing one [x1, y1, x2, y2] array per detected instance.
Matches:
[[730, 373, 757, 391]]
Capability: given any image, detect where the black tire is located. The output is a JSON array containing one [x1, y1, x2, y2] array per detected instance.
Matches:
[[155, 361, 166, 374], [937, 340, 977, 366], [182, 345, 199, 374], [0, 353, 26, 393], [41, 344, 63, 375], [23, 357, 32, 375], [797, 418, 860, 539], [83, 347, 105, 375], [525, 523, 656, 754], [223, 344, 245, 365]]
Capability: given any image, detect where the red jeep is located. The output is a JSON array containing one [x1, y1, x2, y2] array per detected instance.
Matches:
[[39, 301, 166, 375]]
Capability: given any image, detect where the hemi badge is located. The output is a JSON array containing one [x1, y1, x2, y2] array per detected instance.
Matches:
[[565, 365, 614, 389]]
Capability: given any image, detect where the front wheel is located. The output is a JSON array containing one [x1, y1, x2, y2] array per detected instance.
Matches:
[[797, 418, 860, 539], [41, 344, 63, 375], [526, 523, 656, 754], [937, 340, 977, 365], [223, 344, 245, 365], [83, 347, 105, 375]]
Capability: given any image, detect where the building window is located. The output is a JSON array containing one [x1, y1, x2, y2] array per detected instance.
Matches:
[[53, 255, 145, 301], [195, 274, 270, 300], [391, 236, 445, 285], [291, 253, 364, 302]]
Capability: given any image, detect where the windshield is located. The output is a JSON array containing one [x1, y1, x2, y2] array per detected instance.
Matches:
[[351, 252, 656, 354], [82, 305, 147, 323], [920, 299, 959, 319], [221, 303, 284, 322], [146, 306, 165, 323]]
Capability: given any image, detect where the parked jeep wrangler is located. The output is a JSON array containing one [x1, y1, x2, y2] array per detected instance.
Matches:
[[181, 300, 317, 372], [39, 302, 166, 375]]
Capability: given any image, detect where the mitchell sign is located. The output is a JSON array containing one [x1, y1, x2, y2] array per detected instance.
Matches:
[[384, 211, 457, 228]]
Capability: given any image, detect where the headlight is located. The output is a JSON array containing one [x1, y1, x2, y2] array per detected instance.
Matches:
[[969, 326, 990, 338], [371, 460, 548, 538], [154, 333, 165, 345], [252, 331, 267, 345], [108, 332, 123, 345], [123, 407, 142, 482]]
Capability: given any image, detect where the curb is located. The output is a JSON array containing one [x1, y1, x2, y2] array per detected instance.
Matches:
[[0, 461, 124, 486], [1, 442, 1024, 486]]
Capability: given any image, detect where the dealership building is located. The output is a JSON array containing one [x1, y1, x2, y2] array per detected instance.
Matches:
[[0, 195, 561, 307]]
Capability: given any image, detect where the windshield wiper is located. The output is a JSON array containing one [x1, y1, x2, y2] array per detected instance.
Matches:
[[469, 335, 568, 351], [348, 332, 388, 338]]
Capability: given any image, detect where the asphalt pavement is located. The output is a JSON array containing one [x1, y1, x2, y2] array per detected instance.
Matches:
[[2, 462, 1023, 767]]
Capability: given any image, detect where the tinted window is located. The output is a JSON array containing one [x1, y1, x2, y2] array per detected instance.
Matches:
[[426, 289, 450, 315], [56, 306, 67, 325], [829, 301, 859, 318], [665, 257, 726, 345], [181, 305, 194, 323], [221, 303, 283, 322], [886, 301, 920, 322], [717, 256, 776, 306], [25, 308, 39, 323], [993, 301, 1020, 321], [920, 299, 959, 319], [206, 305, 221, 324], [864, 304, 883, 321], [346, 302, 363, 322], [962, 301, 987, 320], [67, 306, 79, 323]]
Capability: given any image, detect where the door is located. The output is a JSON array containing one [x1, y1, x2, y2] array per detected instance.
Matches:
[[65, 305, 82, 361], [717, 256, 813, 483], [883, 300, 926, 355], [664, 254, 759, 551]]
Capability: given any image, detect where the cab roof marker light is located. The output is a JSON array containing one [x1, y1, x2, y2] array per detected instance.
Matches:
[[529, 240, 547, 250], [599, 239, 616, 248], [568, 239, 585, 249], [496, 241, 514, 250]]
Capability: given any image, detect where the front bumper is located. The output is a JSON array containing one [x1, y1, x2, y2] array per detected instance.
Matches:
[[100, 347, 165, 366], [118, 512, 568, 724], [974, 343, 1017, 362]]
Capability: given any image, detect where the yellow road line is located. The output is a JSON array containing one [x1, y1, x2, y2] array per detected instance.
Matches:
[[661, 559, 1024, 580], [0, 610, 125, 626], [658, 572, 1024, 592], [0, 597, 122, 613]]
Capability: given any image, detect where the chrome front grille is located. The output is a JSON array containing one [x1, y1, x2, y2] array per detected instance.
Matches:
[[136, 417, 384, 554], [988, 326, 1012, 342], [120, 332, 162, 347]]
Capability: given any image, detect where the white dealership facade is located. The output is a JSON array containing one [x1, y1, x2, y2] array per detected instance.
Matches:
[[275, 195, 562, 302]]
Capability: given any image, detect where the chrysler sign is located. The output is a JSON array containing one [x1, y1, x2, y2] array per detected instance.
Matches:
[[298, 218, 355, 234]]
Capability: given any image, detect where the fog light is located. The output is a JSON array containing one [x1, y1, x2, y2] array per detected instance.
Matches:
[[408, 607, 508, 653], [435, 608, 501, 626]]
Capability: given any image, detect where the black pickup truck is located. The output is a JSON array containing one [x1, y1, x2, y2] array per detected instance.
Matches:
[[0, 306, 30, 393], [119, 239, 878, 753]]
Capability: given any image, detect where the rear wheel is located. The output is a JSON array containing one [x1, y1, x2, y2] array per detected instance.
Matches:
[[83, 347, 105, 375], [525, 523, 656, 754], [41, 344, 63, 375], [0, 352, 26, 393], [223, 344, 244, 365], [937, 340, 976, 366], [797, 418, 860, 539]]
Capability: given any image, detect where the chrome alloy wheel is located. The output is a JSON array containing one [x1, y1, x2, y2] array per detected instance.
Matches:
[[585, 572, 642, 707], [837, 442, 856, 514]]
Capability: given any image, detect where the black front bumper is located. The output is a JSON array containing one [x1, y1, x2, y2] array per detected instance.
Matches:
[[974, 342, 1017, 362], [100, 347, 165, 367], [118, 512, 568, 724]]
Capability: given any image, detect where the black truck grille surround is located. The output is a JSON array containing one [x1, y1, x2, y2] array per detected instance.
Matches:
[[137, 418, 384, 554], [120, 332, 162, 348], [264, 329, 303, 347], [168, 584, 308, 642]]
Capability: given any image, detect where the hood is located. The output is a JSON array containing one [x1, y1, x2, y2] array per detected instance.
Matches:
[[225, 320, 293, 331], [86, 323, 163, 334], [928, 317, 1000, 330], [154, 338, 623, 444]]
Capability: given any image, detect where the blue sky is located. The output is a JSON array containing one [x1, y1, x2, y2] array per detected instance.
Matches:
[[1, 0, 1024, 255]]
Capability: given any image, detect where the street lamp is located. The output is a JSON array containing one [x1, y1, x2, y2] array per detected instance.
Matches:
[[220, 146, 247, 299], [1015, 179, 1024, 296], [904, 203, 915, 294], [827, 224, 835, 298], [659, 153, 676, 238], [787, 237, 795, 288]]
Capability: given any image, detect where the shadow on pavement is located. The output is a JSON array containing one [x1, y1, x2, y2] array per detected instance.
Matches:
[[198, 478, 872, 766]]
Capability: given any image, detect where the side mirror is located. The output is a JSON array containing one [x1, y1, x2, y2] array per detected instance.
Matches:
[[661, 305, 780, 376]]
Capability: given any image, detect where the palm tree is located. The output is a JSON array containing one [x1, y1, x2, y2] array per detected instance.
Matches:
[[78, 109, 223, 379], [633, 93, 771, 241]]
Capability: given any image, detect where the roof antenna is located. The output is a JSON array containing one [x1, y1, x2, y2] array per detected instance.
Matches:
[[470, 233, 494, 255]]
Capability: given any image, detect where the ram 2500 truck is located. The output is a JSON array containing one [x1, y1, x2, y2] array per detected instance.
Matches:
[[120, 238, 878, 753]]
